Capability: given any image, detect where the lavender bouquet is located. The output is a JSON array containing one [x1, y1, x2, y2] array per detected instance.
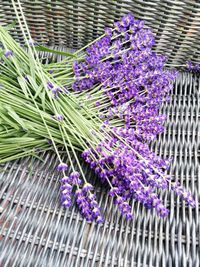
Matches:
[[0, 1, 196, 223]]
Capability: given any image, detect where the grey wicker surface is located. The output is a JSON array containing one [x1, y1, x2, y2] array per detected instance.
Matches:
[[0, 0, 200, 65], [0, 69, 199, 267]]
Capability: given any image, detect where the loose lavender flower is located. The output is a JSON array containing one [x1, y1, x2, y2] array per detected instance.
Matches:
[[24, 75, 29, 82], [47, 139, 53, 145], [47, 81, 54, 89], [52, 114, 64, 121], [52, 87, 63, 98], [5, 50, 13, 58], [57, 162, 68, 171], [28, 38, 35, 46]]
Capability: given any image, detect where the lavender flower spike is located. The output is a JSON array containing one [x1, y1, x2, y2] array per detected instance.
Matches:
[[186, 61, 200, 73], [57, 162, 68, 171]]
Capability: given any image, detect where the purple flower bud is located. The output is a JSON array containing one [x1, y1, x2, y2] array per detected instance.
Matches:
[[62, 199, 72, 208], [52, 114, 64, 121], [47, 139, 53, 145], [24, 75, 29, 82], [83, 183, 93, 192], [96, 215, 104, 224], [96, 101, 101, 107], [5, 50, 13, 58], [47, 81, 54, 89], [70, 171, 81, 184], [57, 163, 68, 171], [109, 187, 120, 196], [105, 27, 112, 37], [92, 207, 101, 216], [60, 176, 69, 183], [28, 39, 35, 46]]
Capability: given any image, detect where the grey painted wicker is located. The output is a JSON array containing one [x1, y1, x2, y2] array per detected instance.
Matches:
[[0, 1, 200, 267], [0, 0, 200, 65]]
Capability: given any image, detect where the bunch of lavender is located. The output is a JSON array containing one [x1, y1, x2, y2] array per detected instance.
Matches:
[[44, 14, 196, 218], [0, 3, 196, 224]]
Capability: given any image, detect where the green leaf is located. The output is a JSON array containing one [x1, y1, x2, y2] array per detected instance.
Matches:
[[34, 45, 77, 58], [17, 76, 30, 99], [5, 105, 28, 131], [0, 112, 20, 130], [27, 75, 43, 98]]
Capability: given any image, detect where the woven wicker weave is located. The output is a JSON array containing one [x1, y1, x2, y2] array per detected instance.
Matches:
[[0, 1, 200, 267], [1, 0, 200, 65]]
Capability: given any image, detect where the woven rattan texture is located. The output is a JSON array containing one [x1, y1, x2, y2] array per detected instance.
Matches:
[[0, 68, 199, 266], [0, 0, 200, 65]]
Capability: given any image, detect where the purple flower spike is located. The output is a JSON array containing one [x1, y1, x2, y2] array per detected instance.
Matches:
[[75, 187, 102, 223], [60, 176, 73, 208], [172, 182, 196, 207], [186, 61, 200, 73], [57, 162, 68, 171], [5, 50, 13, 58]]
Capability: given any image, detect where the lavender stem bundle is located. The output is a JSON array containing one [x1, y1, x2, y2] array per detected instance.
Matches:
[[0, 2, 196, 223]]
